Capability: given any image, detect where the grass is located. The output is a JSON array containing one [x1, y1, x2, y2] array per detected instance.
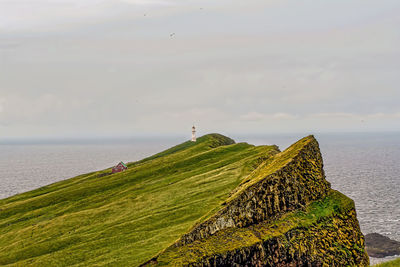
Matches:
[[156, 189, 354, 265], [374, 258, 400, 267], [0, 134, 279, 266], [226, 135, 315, 203]]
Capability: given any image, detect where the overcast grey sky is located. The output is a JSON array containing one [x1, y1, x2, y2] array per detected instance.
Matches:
[[1, 0, 399, 138]]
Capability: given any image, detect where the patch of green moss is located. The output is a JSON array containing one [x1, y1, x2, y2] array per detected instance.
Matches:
[[374, 258, 400, 267], [168, 134, 330, 251], [156, 189, 355, 265], [227, 135, 316, 203]]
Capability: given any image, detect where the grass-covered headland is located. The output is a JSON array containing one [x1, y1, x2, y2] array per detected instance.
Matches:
[[148, 135, 369, 266], [0, 134, 279, 266], [0, 133, 369, 266]]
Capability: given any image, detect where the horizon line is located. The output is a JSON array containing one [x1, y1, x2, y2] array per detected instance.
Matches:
[[1, 130, 399, 145]]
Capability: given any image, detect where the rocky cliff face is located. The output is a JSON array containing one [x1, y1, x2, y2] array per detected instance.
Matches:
[[142, 136, 369, 266], [174, 136, 331, 247], [174, 201, 368, 267]]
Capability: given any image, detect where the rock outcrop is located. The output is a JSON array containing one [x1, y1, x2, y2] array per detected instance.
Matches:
[[142, 136, 369, 266], [155, 191, 368, 267], [365, 233, 400, 258], [174, 135, 331, 247]]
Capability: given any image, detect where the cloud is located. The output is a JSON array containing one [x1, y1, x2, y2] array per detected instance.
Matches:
[[0, 98, 4, 113], [1, 0, 400, 137], [0, 0, 183, 34], [366, 112, 400, 119], [0, 94, 70, 125], [135, 107, 231, 131], [240, 111, 400, 124], [119, 0, 174, 6], [310, 112, 359, 119], [308, 112, 400, 120], [240, 112, 298, 121], [0, 42, 21, 50]]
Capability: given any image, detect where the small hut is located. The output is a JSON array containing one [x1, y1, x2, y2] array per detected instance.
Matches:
[[112, 162, 128, 174]]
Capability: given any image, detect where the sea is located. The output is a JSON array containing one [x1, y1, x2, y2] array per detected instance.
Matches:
[[1, 133, 399, 265]]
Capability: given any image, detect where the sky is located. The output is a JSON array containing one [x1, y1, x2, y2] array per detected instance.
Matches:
[[0, 0, 399, 139]]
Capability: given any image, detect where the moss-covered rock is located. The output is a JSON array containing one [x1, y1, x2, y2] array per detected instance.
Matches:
[[152, 191, 369, 266], [174, 135, 331, 247], [144, 136, 368, 266]]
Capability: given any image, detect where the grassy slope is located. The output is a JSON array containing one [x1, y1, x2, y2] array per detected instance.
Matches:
[[227, 135, 314, 203], [157, 190, 354, 265], [374, 258, 400, 267], [0, 134, 279, 266]]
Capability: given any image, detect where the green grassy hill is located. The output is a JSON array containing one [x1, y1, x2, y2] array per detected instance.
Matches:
[[374, 258, 400, 267], [0, 134, 279, 266], [146, 135, 369, 266]]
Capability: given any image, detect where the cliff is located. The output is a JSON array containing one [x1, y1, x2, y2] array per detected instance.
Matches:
[[173, 136, 331, 247], [0, 134, 368, 266], [154, 190, 368, 266], [144, 136, 369, 266]]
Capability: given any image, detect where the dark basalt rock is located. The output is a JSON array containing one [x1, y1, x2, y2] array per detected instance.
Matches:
[[365, 233, 400, 258], [142, 136, 369, 266], [174, 136, 330, 247], [188, 208, 369, 267]]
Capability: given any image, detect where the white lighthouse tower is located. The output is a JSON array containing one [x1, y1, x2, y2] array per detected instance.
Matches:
[[191, 125, 196, 142]]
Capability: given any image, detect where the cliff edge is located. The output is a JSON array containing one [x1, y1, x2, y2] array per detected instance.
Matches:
[[144, 136, 369, 266], [0, 134, 368, 266]]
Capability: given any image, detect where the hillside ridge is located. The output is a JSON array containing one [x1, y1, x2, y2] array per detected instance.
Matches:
[[0, 134, 368, 267], [0, 133, 279, 266], [171, 135, 330, 248], [144, 135, 368, 266]]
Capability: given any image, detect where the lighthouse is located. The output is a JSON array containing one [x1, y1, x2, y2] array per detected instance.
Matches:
[[191, 125, 196, 142]]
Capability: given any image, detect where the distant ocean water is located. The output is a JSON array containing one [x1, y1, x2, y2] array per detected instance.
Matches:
[[0, 138, 181, 200], [1, 133, 399, 265]]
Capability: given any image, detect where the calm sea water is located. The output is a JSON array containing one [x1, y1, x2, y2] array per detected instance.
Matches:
[[0, 138, 181, 200], [1, 133, 399, 264]]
